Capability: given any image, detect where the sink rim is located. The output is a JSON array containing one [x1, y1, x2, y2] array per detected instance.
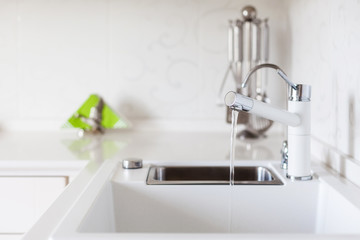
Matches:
[[146, 165, 284, 185]]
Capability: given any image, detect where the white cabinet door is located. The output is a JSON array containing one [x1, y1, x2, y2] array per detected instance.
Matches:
[[0, 177, 67, 233]]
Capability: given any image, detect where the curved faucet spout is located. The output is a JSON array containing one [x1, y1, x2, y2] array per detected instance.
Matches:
[[241, 63, 297, 90]]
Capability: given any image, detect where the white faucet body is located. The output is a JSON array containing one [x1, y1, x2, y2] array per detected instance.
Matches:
[[287, 101, 311, 179]]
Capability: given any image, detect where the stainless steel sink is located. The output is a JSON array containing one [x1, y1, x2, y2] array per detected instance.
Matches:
[[146, 166, 283, 185]]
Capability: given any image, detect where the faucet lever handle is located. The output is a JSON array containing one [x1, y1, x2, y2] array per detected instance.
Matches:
[[241, 63, 297, 90]]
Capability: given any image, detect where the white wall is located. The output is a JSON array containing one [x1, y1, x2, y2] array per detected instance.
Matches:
[[286, 0, 360, 186], [0, 0, 289, 128]]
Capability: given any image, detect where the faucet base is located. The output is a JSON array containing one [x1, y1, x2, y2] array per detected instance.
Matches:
[[286, 174, 312, 181]]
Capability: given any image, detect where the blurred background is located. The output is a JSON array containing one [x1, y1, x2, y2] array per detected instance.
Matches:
[[0, 0, 359, 179]]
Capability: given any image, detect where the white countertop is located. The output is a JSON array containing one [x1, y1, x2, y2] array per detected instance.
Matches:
[[1, 126, 358, 240]]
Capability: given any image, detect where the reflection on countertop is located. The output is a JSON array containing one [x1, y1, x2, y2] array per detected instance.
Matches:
[[0, 128, 284, 164]]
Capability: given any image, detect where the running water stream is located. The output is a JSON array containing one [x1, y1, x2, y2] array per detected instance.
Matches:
[[229, 110, 239, 186]]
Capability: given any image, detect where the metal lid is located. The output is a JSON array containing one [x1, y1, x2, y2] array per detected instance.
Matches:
[[122, 158, 143, 169], [241, 6, 257, 21], [289, 84, 311, 102]]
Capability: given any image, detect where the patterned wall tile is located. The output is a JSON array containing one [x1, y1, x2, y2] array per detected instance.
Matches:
[[288, 0, 360, 166]]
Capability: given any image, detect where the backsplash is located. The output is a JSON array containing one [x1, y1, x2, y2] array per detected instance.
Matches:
[[286, 0, 360, 186], [0, 0, 289, 127]]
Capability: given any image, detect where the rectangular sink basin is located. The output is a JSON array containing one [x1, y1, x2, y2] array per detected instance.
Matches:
[[46, 160, 360, 238], [146, 166, 283, 185]]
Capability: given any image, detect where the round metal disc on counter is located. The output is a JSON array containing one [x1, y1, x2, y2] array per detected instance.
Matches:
[[122, 158, 143, 169]]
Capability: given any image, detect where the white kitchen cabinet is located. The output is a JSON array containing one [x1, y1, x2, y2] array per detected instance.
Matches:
[[0, 176, 67, 233]]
